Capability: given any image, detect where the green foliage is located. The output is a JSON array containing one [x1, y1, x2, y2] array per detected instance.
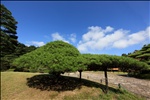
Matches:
[[0, 4, 18, 56], [124, 44, 150, 77], [77, 54, 149, 72], [128, 44, 150, 65], [13, 40, 150, 77], [1, 43, 37, 71], [13, 41, 80, 75], [0, 54, 18, 71], [0, 4, 18, 71], [76, 55, 88, 71], [80, 54, 150, 72], [79, 54, 101, 71], [1, 4, 18, 34], [14, 43, 37, 57]]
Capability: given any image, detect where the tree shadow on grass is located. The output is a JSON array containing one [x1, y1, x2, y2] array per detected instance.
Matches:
[[26, 74, 123, 94]]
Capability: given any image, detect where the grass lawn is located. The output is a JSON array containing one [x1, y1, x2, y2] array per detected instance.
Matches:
[[1, 72, 146, 100]]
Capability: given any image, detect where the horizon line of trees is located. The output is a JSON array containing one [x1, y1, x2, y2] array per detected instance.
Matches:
[[122, 44, 150, 65], [0, 4, 37, 71]]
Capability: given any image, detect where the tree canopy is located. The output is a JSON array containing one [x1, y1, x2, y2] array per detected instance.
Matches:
[[1, 4, 18, 35], [0, 4, 37, 71], [1, 4, 18, 56], [13, 41, 80, 75], [13, 41, 150, 74], [128, 44, 150, 65], [1, 4, 18, 71], [82, 54, 150, 72]]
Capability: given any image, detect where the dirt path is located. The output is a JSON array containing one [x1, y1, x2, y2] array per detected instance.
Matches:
[[63, 71, 150, 100]]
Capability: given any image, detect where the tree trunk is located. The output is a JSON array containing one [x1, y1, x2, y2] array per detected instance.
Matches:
[[104, 67, 108, 93], [79, 70, 82, 82]]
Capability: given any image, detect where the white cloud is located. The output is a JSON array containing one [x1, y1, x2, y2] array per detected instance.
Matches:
[[70, 33, 76, 43], [146, 26, 150, 40], [26, 41, 45, 47], [82, 26, 104, 42], [77, 26, 149, 53], [104, 26, 114, 33], [113, 27, 149, 48], [113, 40, 129, 48], [51, 32, 69, 43]]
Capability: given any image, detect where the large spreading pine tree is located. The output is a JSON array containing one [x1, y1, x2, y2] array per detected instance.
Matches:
[[13, 41, 80, 75]]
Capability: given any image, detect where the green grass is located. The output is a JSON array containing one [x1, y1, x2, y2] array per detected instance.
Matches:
[[1, 72, 146, 100]]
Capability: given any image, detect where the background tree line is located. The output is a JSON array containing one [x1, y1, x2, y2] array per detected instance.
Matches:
[[0, 4, 37, 71], [122, 44, 150, 65]]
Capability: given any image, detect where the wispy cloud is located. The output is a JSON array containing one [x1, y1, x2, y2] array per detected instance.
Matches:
[[25, 41, 45, 47], [147, 26, 150, 39], [51, 32, 69, 43], [77, 26, 149, 53], [69, 33, 76, 43]]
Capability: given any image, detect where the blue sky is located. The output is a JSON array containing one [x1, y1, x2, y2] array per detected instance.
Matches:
[[2, 1, 150, 55]]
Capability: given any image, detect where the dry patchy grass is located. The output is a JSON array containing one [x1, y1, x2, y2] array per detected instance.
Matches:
[[1, 72, 145, 100]]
